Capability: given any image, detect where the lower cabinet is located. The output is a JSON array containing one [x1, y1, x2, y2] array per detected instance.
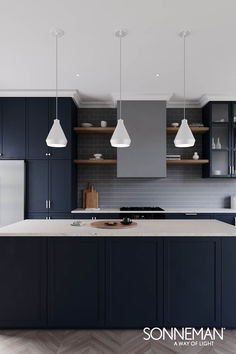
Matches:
[[0, 238, 47, 328], [48, 238, 105, 327], [164, 237, 221, 327], [0, 236, 236, 328], [222, 238, 236, 327], [106, 238, 163, 327]]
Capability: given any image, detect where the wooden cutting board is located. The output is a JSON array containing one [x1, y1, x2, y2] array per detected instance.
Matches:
[[91, 221, 137, 229], [82, 183, 91, 209], [86, 185, 98, 209]]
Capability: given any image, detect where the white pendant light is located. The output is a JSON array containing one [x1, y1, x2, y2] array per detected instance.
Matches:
[[110, 30, 131, 148], [46, 28, 67, 148], [174, 31, 195, 148]]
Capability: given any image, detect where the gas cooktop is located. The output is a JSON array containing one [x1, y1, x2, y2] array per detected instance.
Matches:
[[120, 207, 164, 211]]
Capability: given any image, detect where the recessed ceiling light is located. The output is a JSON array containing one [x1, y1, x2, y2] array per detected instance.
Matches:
[[76, 73, 80, 77], [155, 73, 160, 77]]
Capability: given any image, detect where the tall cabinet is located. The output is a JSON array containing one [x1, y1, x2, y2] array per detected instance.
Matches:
[[203, 102, 236, 178], [26, 97, 77, 219]]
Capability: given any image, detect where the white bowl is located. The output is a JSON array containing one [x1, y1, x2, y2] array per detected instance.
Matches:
[[171, 123, 179, 127], [81, 123, 93, 127], [94, 153, 103, 159]]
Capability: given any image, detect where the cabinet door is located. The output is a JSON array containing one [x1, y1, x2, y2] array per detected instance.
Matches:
[[48, 237, 105, 327], [222, 238, 236, 327], [49, 160, 71, 213], [106, 238, 163, 328], [165, 213, 212, 219], [26, 160, 49, 213], [164, 237, 221, 327], [1, 98, 26, 159], [49, 98, 73, 159], [0, 237, 46, 327], [26, 98, 49, 159]]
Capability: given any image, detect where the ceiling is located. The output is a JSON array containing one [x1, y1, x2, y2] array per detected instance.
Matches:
[[1, 0, 236, 107]]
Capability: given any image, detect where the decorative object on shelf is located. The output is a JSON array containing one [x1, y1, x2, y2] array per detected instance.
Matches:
[[110, 30, 131, 148], [174, 31, 195, 148], [93, 153, 103, 160], [171, 122, 179, 127], [166, 154, 181, 160], [216, 137, 222, 149], [212, 137, 216, 149], [46, 28, 67, 148], [234, 117, 236, 123], [101, 121, 107, 127], [192, 152, 199, 160], [189, 123, 204, 127], [81, 123, 93, 127], [213, 170, 222, 175]]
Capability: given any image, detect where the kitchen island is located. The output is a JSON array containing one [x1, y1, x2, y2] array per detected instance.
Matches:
[[0, 219, 235, 329]]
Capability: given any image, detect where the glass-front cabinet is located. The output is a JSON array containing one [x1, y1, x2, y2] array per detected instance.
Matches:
[[203, 102, 236, 178]]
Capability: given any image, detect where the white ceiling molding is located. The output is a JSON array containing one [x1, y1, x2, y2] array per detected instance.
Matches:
[[199, 94, 236, 107], [78, 101, 115, 108], [167, 100, 202, 109], [112, 92, 173, 105], [0, 89, 81, 107]]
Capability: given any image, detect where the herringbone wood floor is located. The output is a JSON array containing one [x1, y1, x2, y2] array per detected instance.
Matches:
[[0, 330, 235, 354]]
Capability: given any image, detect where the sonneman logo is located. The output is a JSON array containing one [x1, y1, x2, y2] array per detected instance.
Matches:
[[143, 327, 225, 346]]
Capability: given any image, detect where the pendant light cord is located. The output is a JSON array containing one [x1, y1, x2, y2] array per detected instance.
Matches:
[[119, 34, 122, 120], [55, 34, 58, 120], [183, 33, 186, 120]]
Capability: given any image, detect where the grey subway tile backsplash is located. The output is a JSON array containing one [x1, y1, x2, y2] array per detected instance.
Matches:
[[76, 108, 236, 209]]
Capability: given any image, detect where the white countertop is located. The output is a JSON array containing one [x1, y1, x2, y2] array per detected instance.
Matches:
[[71, 208, 236, 214], [0, 219, 235, 237]]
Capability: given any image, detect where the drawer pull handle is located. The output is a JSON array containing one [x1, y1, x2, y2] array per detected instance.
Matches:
[[185, 213, 198, 216]]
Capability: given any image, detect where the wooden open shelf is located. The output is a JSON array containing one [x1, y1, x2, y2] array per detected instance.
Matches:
[[167, 159, 209, 165], [74, 126, 209, 135], [74, 159, 209, 165], [74, 159, 117, 164], [167, 127, 209, 134], [74, 127, 115, 134]]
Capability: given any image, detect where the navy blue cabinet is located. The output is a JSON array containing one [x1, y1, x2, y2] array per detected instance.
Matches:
[[48, 237, 105, 327], [0, 98, 26, 159], [26, 160, 49, 215], [165, 213, 212, 220], [49, 160, 72, 213], [0, 237, 47, 328], [49, 98, 75, 160], [164, 237, 221, 327], [106, 238, 163, 328], [26, 97, 76, 160], [203, 101, 236, 178], [26, 160, 74, 217], [222, 238, 236, 327]]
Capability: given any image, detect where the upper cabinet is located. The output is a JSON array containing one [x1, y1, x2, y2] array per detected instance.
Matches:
[[0, 98, 26, 159], [117, 101, 166, 178], [26, 98, 49, 159], [26, 97, 77, 160], [203, 102, 236, 178]]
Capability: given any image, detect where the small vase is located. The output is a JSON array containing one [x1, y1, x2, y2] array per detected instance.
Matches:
[[216, 137, 222, 149], [192, 152, 199, 160], [212, 138, 216, 149]]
